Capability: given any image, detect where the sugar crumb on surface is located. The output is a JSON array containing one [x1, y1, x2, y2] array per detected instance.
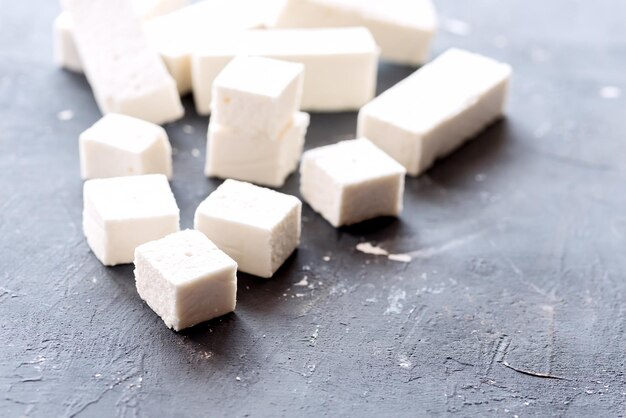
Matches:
[[599, 86, 621, 99], [57, 109, 74, 121]]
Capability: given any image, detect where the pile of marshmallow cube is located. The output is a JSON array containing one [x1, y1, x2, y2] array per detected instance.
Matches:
[[59, 0, 512, 331]]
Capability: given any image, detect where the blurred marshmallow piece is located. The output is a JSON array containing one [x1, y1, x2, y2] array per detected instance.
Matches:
[[205, 112, 309, 188], [144, 0, 274, 94], [53, 13, 82, 73], [194, 180, 301, 278], [79, 114, 173, 180], [53, 0, 189, 73], [211, 56, 304, 138], [63, 0, 184, 124], [83, 174, 180, 266], [191, 27, 379, 114], [300, 138, 406, 227], [272, 0, 437, 65], [134, 230, 237, 331], [358, 48, 512, 176]]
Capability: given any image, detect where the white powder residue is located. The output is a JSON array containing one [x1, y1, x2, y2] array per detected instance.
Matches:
[[385, 287, 406, 315], [599, 86, 621, 99], [441, 17, 472, 36], [57, 109, 74, 121], [191, 148, 200, 158], [309, 326, 320, 346], [356, 242, 388, 256], [356, 242, 412, 263], [388, 254, 412, 263], [294, 276, 309, 287], [398, 354, 413, 369], [182, 124, 195, 134]]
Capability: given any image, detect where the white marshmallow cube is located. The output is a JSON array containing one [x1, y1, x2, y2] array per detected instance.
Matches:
[[83, 174, 180, 266], [206, 112, 309, 187], [134, 229, 237, 331], [194, 180, 301, 278], [272, 0, 437, 65], [79, 114, 173, 180], [212, 56, 304, 138], [358, 48, 512, 176], [63, 0, 184, 124], [191, 27, 379, 114], [300, 138, 406, 227]]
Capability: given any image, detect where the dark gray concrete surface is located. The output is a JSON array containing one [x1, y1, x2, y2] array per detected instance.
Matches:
[[1, 0, 625, 416]]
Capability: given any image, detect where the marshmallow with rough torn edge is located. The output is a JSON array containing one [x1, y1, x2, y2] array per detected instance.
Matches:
[[191, 27, 379, 114], [272, 0, 437, 65], [358, 48, 512, 176], [300, 138, 406, 227], [205, 112, 309, 187], [211, 56, 304, 138], [194, 180, 301, 278], [83, 174, 180, 266], [134, 229, 237, 331], [80, 114, 173, 180], [63, 0, 184, 124]]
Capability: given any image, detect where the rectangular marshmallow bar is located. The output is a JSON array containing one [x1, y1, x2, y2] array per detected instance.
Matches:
[[143, 0, 271, 94], [206, 112, 309, 187], [195, 180, 301, 278], [192, 27, 379, 113], [135, 230, 237, 331], [272, 0, 437, 65], [80, 114, 173, 180], [63, 0, 184, 124], [54, 0, 189, 73], [358, 48, 512, 176], [300, 138, 406, 227], [83, 174, 180, 266]]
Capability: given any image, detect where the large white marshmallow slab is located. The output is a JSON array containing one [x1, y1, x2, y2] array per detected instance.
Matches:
[[192, 27, 379, 114], [63, 0, 184, 125], [83, 174, 180, 266], [358, 48, 512, 176], [206, 112, 309, 187], [272, 0, 437, 65], [300, 138, 406, 227], [54, 0, 189, 74], [194, 180, 301, 278], [134, 230, 237, 331], [143, 0, 272, 94], [79, 114, 173, 180], [212, 56, 304, 137]]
